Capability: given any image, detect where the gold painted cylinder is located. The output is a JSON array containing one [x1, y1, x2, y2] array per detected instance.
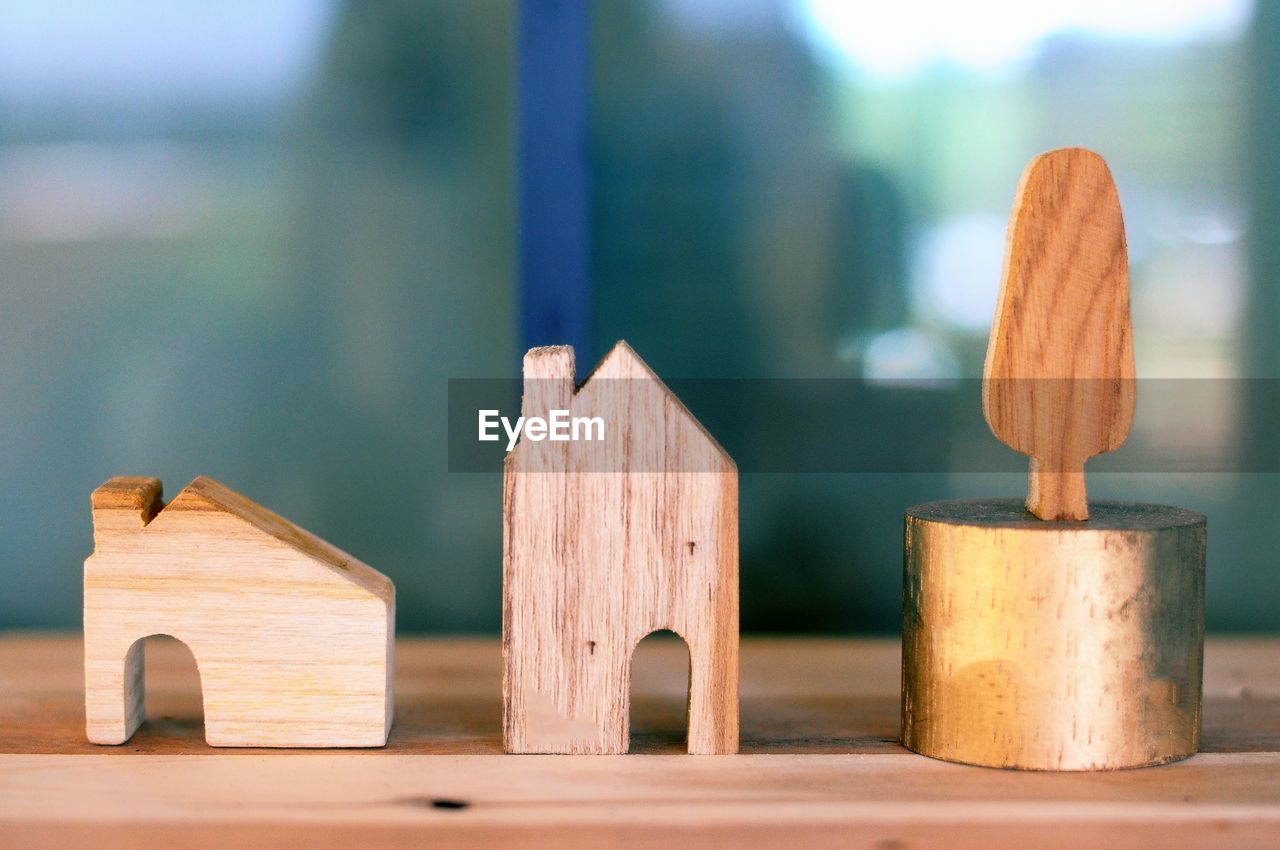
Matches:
[[902, 498, 1206, 771]]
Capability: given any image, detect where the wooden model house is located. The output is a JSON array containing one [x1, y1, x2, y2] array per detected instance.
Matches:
[[84, 476, 395, 747], [503, 341, 739, 754]]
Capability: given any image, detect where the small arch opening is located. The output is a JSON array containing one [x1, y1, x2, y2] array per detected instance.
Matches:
[[132, 635, 205, 744], [628, 630, 691, 754]]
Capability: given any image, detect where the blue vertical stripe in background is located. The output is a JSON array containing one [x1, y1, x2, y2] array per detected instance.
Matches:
[[517, 0, 592, 364]]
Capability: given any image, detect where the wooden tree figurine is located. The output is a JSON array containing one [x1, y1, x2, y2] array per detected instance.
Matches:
[[503, 341, 739, 754], [84, 476, 395, 747], [982, 147, 1135, 521], [901, 148, 1207, 771]]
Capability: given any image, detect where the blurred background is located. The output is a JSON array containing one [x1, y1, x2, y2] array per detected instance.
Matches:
[[1, 0, 1276, 633]]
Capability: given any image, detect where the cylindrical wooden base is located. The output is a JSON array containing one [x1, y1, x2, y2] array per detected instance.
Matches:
[[902, 498, 1206, 771]]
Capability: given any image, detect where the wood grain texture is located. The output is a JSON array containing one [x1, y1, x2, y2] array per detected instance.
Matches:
[[5, 753, 1280, 850], [902, 499, 1206, 771], [1, 635, 1279, 848], [83, 476, 395, 748], [983, 147, 1135, 521], [503, 342, 739, 754]]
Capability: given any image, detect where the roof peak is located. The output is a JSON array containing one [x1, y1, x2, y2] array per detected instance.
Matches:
[[160, 476, 393, 601], [519, 341, 735, 469]]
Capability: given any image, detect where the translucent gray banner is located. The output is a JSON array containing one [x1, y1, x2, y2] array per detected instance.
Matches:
[[447, 378, 1277, 473]]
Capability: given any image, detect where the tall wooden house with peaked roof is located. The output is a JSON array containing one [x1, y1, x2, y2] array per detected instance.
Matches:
[[84, 476, 395, 748], [503, 341, 739, 754]]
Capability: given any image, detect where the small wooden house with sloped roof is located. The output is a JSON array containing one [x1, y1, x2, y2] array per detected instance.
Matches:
[[84, 475, 394, 747], [503, 341, 739, 754]]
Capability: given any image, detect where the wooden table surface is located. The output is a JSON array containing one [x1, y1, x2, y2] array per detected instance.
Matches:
[[1, 634, 1277, 848]]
